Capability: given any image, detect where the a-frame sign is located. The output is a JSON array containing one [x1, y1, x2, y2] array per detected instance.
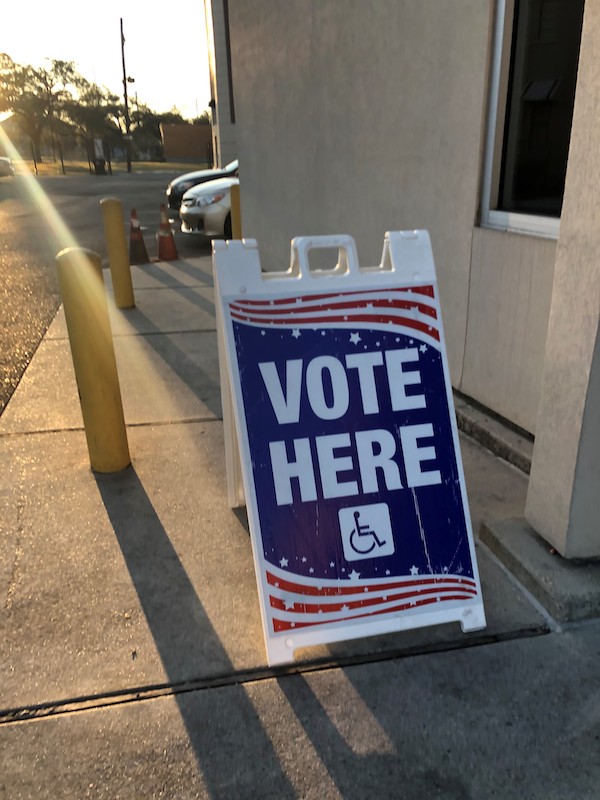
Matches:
[[213, 231, 486, 665]]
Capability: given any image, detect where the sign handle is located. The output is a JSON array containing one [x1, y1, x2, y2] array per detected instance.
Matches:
[[290, 234, 360, 279]]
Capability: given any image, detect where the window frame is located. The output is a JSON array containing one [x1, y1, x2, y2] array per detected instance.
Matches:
[[480, 0, 561, 239]]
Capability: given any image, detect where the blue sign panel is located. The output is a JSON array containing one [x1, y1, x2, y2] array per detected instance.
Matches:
[[214, 233, 485, 664]]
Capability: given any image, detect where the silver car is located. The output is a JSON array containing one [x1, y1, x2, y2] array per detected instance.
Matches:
[[0, 157, 15, 177], [166, 158, 238, 217], [179, 176, 238, 239]]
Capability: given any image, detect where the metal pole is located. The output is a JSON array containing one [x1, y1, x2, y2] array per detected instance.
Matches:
[[230, 183, 242, 239], [58, 137, 65, 175], [30, 139, 38, 175], [120, 18, 132, 174], [100, 198, 135, 308], [55, 247, 130, 472]]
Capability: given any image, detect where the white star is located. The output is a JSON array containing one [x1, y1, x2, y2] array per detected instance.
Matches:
[[318, 609, 323, 614], [279, 557, 289, 568], [383, 595, 388, 601], [409, 339, 414, 344], [442, 566, 449, 574], [301, 556, 307, 563], [376, 341, 381, 347], [348, 569, 361, 581], [261, 330, 266, 336], [419, 344, 427, 353], [411, 305, 419, 312], [363, 587, 369, 593], [274, 582, 279, 588], [284, 599, 295, 610], [410, 565, 419, 575], [329, 562, 335, 568], [291, 329, 301, 339], [349, 332, 361, 345], [341, 604, 349, 612], [309, 567, 314, 574], [385, 570, 390, 576], [321, 331, 326, 336]]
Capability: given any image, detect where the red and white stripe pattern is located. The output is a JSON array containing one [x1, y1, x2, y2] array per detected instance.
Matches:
[[266, 565, 478, 633], [229, 286, 440, 345]]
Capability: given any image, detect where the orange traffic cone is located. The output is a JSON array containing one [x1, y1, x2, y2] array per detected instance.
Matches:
[[157, 204, 178, 261], [129, 208, 149, 265]]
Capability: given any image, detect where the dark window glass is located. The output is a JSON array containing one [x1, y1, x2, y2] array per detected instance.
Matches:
[[499, 0, 584, 216]]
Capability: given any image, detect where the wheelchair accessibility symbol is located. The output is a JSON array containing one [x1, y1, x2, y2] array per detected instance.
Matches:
[[339, 503, 395, 562]]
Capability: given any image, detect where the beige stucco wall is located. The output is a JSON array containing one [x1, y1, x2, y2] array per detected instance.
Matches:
[[461, 228, 556, 433], [225, 0, 558, 431], [525, 0, 600, 557], [229, 0, 494, 385]]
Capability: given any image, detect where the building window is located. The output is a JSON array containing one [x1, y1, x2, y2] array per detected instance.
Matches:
[[481, 0, 584, 237]]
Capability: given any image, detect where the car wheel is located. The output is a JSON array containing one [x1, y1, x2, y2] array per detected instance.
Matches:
[[224, 213, 232, 240]]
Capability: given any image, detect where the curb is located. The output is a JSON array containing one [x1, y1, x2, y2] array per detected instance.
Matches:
[[454, 392, 533, 475]]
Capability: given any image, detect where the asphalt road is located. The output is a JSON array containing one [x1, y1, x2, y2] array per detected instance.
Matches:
[[0, 170, 212, 415]]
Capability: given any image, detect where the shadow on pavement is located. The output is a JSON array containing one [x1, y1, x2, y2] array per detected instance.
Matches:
[[96, 465, 296, 796], [151, 256, 215, 286], [277, 672, 472, 800], [121, 305, 222, 418]]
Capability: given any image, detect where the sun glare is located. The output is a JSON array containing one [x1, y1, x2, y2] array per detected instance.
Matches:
[[1, 124, 213, 461], [0, 127, 78, 255]]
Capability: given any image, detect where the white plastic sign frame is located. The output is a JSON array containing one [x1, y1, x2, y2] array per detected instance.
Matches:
[[213, 231, 486, 666]]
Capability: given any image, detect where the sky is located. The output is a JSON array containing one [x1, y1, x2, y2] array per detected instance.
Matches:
[[1, 0, 211, 120]]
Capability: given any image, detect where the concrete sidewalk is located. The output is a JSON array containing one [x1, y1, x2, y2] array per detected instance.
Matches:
[[1, 256, 599, 799]]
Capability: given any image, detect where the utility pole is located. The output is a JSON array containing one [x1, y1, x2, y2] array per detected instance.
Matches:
[[120, 17, 132, 173]]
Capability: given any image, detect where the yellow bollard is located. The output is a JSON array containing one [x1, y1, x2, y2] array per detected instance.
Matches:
[[230, 183, 242, 239], [55, 247, 131, 473], [100, 197, 135, 309]]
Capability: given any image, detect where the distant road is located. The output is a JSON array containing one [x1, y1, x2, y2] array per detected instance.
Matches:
[[0, 171, 211, 415]]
